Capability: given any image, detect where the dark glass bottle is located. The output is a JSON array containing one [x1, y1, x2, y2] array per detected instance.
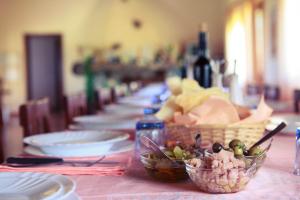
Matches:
[[193, 27, 212, 88], [177, 44, 187, 78], [180, 65, 187, 78]]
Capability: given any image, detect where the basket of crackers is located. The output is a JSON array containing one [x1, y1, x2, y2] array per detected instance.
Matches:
[[155, 77, 272, 148]]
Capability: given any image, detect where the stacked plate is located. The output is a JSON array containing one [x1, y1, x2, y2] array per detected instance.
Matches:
[[24, 130, 133, 157], [266, 113, 300, 133], [0, 172, 78, 200], [70, 113, 138, 131], [118, 96, 153, 107], [103, 104, 143, 116]]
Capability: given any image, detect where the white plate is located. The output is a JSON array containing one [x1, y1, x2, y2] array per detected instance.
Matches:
[[63, 193, 80, 200], [0, 177, 62, 200], [0, 172, 75, 200], [134, 83, 165, 97], [118, 96, 152, 107], [266, 113, 300, 133], [74, 115, 133, 125], [103, 104, 143, 116], [24, 140, 134, 158], [24, 131, 129, 157], [69, 120, 136, 131]]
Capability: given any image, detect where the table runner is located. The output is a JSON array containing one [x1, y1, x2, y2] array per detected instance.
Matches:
[[72, 134, 300, 200]]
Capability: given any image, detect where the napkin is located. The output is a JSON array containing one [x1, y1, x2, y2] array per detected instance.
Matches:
[[235, 96, 273, 124], [0, 154, 132, 176]]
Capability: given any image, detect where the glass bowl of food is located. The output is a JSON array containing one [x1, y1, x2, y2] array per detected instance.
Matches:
[[185, 150, 257, 193], [185, 139, 271, 194], [140, 145, 196, 182], [227, 138, 272, 173]]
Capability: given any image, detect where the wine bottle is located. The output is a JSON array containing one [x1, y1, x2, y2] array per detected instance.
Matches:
[[177, 44, 187, 78], [193, 24, 212, 88]]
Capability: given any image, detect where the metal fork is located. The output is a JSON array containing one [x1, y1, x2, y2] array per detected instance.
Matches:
[[63, 156, 106, 167]]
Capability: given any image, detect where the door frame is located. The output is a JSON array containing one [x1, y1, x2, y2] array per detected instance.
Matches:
[[24, 33, 64, 110]]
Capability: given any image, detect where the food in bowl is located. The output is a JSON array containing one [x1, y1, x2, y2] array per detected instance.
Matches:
[[140, 145, 195, 182], [185, 138, 272, 193], [186, 149, 255, 193], [226, 139, 269, 170]]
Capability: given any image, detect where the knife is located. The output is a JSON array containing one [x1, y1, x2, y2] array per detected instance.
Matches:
[[6, 157, 64, 166], [5, 156, 119, 167]]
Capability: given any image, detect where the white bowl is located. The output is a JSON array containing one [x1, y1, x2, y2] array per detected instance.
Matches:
[[24, 130, 129, 157]]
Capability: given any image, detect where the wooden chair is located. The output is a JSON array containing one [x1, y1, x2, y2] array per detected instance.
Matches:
[[19, 98, 52, 137], [94, 89, 105, 111], [110, 87, 117, 103], [264, 85, 280, 100], [0, 107, 3, 129], [0, 107, 4, 162], [95, 88, 111, 107], [294, 90, 300, 113], [63, 93, 87, 127]]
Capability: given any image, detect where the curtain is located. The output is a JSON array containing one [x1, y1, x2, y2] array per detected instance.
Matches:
[[279, 0, 300, 99], [225, 1, 254, 87], [226, 0, 300, 100]]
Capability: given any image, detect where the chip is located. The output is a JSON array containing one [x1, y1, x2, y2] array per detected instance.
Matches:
[[166, 76, 182, 96]]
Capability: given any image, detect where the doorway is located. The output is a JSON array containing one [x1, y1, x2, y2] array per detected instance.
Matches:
[[24, 34, 63, 111]]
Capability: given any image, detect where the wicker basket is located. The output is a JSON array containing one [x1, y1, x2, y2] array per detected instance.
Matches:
[[166, 122, 267, 148]]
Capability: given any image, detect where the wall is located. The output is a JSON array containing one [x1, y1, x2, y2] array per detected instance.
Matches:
[[0, 0, 226, 111]]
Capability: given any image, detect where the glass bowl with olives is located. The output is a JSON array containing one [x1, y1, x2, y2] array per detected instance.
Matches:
[[140, 145, 196, 182], [212, 139, 271, 172]]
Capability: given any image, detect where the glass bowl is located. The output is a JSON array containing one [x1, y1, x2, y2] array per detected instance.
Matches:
[[244, 151, 267, 173], [140, 152, 189, 182], [185, 160, 257, 193], [243, 140, 271, 174]]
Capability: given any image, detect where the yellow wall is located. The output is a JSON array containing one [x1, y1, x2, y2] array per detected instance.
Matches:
[[0, 0, 226, 111]]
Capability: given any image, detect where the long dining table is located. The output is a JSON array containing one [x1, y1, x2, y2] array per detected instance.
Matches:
[[2, 84, 300, 200]]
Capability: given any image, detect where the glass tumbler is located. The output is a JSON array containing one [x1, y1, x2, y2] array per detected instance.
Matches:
[[293, 128, 300, 175]]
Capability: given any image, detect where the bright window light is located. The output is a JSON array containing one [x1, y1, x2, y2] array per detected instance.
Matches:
[[282, 0, 300, 88]]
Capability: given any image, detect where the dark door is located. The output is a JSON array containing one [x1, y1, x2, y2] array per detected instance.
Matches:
[[25, 34, 63, 111]]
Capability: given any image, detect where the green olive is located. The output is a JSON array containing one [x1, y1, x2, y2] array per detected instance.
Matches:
[[229, 139, 247, 151], [233, 146, 244, 156], [173, 146, 184, 159], [164, 150, 173, 157], [248, 146, 263, 156], [229, 139, 242, 149], [212, 142, 224, 153]]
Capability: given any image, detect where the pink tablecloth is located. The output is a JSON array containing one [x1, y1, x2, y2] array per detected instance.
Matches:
[[73, 134, 300, 200]]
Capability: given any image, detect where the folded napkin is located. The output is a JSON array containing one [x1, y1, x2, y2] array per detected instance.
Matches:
[[0, 153, 132, 176], [235, 96, 273, 124]]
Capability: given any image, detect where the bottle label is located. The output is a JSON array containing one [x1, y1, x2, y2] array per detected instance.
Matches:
[[297, 128, 300, 140]]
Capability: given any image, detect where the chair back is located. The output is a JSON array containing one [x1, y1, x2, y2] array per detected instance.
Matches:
[[294, 90, 300, 113], [264, 85, 280, 100], [19, 98, 51, 136], [110, 87, 117, 103], [0, 107, 4, 162], [63, 93, 87, 126], [94, 89, 104, 111], [0, 107, 3, 128]]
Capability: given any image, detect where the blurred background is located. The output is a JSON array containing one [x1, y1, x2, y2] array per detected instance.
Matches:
[[0, 0, 299, 114]]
